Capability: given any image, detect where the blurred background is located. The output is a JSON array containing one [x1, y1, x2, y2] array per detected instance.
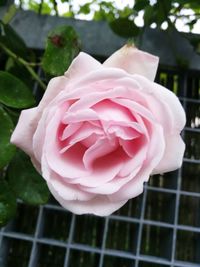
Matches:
[[0, 0, 200, 267]]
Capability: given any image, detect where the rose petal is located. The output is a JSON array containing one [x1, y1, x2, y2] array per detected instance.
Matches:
[[10, 108, 37, 156], [103, 45, 159, 81], [110, 124, 165, 201], [152, 134, 185, 174], [133, 75, 186, 132], [62, 109, 98, 124], [49, 173, 94, 201], [60, 122, 102, 153], [47, 181, 127, 216], [83, 137, 118, 170], [38, 76, 68, 112], [81, 165, 142, 195], [60, 122, 82, 141], [64, 52, 102, 82]]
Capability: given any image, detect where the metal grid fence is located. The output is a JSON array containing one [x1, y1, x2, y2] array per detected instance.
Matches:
[[0, 11, 200, 267]]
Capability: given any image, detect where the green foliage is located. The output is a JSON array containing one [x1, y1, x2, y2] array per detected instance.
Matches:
[[2, 4, 17, 24], [0, 20, 29, 59], [28, 0, 52, 15], [134, 0, 149, 12], [0, 179, 16, 226], [0, 108, 16, 169], [8, 150, 50, 205], [0, 71, 35, 108], [5, 57, 34, 88], [110, 18, 140, 38], [78, 3, 91, 15], [42, 25, 81, 76]]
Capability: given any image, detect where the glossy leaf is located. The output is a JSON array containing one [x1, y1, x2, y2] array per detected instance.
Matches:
[[0, 179, 16, 226], [0, 71, 35, 108], [8, 150, 50, 205], [0, 20, 29, 59], [42, 25, 81, 76], [0, 108, 16, 169], [5, 57, 34, 88], [109, 18, 140, 38]]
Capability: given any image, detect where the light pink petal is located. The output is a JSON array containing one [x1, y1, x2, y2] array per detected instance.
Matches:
[[10, 108, 38, 156], [110, 124, 165, 202], [75, 147, 124, 187], [92, 99, 134, 123], [33, 105, 58, 162], [46, 140, 90, 179], [112, 98, 155, 124], [38, 76, 68, 112], [83, 138, 118, 170], [41, 107, 90, 179], [60, 69, 138, 103], [152, 134, 185, 174], [108, 125, 141, 140], [47, 181, 127, 216], [119, 137, 148, 177], [49, 174, 94, 201], [60, 122, 102, 153], [81, 165, 142, 195], [103, 45, 159, 81], [133, 75, 186, 132], [64, 52, 102, 82], [60, 122, 82, 141], [62, 109, 98, 124], [108, 169, 146, 202]]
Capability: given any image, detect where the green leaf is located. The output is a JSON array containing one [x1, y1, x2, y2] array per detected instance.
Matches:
[[134, 0, 149, 12], [0, 179, 16, 226], [118, 7, 134, 18], [8, 150, 50, 205], [109, 18, 140, 38], [78, 3, 91, 15], [2, 4, 17, 24], [5, 57, 34, 88], [143, 5, 155, 25], [0, 71, 35, 108], [42, 25, 81, 76], [155, 0, 172, 26], [0, 20, 29, 59], [0, 108, 16, 169]]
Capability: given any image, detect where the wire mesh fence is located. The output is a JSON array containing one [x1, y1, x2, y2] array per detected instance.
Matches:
[[0, 7, 200, 267]]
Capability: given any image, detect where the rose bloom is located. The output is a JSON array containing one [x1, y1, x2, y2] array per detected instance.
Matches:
[[11, 45, 186, 216]]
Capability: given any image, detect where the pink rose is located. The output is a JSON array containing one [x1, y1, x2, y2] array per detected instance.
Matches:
[[11, 45, 186, 216]]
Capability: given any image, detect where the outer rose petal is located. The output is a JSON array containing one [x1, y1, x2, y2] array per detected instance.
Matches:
[[64, 52, 102, 83], [133, 75, 186, 132], [10, 107, 37, 156], [152, 135, 185, 174], [103, 45, 159, 81], [47, 181, 127, 216], [38, 76, 68, 112]]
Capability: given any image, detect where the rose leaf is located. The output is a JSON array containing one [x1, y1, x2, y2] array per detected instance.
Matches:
[[0, 108, 16, 169], [8, 150, 50, 205], [0, 71, 35, 108], [0, 179, 17, 227], [109, 18, 140, 38], [0, 20, 29, 60], [41, 25, 81, 76]]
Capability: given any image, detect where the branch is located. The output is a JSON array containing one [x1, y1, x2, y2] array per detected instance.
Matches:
[[0, 43, 46, 90]]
